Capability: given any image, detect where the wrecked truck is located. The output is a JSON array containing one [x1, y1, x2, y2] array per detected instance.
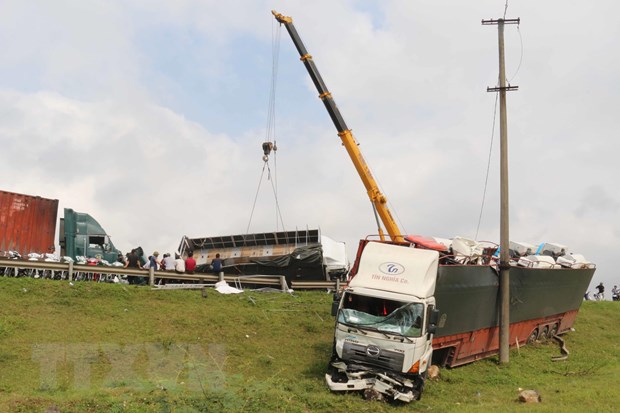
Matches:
[[326, 242, 440, 402], [1, 190, 122, 262]]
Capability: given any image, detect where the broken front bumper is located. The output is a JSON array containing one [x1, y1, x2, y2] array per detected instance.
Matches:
[[325, 363, 420, 402]]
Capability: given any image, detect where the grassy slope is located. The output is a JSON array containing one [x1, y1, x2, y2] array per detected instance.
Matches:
[[0, 277, 618, 412]]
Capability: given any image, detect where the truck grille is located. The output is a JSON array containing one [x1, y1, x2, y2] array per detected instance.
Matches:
[[342, 342, 404, 371]]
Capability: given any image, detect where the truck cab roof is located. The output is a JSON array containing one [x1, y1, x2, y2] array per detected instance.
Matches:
[[349, 242, 439, 299]]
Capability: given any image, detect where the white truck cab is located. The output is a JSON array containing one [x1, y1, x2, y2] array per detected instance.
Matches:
[[326, 242, 440, 402]]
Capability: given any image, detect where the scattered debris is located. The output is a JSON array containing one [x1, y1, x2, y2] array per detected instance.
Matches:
[[518, 389, 541, 403], [250, 286, 294, 294], [515, 337, 520, 355], [264, 309, 302, 312], [314, 311, 324, 322], [152, 283, 216, 290], [363, 388, 383, 401], [427, 365, 440, 381], [552, 335, 570, 361], [215, 280, 243, 294]]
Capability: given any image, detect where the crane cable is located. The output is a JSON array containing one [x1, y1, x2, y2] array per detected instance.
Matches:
[[246, 162, 269, 235], [245, 161, 286, 235], [246, 21, 286, 234]]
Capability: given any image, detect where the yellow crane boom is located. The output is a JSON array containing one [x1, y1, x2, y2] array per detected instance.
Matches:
[[272, 10, 404, 243]]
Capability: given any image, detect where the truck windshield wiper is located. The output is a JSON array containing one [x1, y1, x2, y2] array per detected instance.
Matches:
[[384, 330, 414, 343], [352, 325, 414, 343], [366, 326, 414, 343], [342, 324, 368, 335]]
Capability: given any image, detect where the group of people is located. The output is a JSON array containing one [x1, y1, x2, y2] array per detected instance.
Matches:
[[149, 251, 193, 274], [122, 249, 223, 275], [587, 282, 620, 301], [138, 250, 195, 274]]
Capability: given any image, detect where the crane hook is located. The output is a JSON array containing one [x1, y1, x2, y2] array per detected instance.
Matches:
[[262, 141, 277, 162]]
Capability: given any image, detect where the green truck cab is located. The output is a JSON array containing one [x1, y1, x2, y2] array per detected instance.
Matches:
[[59, 208, 122, 263]]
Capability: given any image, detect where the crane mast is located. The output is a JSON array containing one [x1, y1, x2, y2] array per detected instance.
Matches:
[[272, 10, 404, 243]]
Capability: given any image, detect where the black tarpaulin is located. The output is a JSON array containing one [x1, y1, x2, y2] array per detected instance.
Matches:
[[251, 245, 323, 268]]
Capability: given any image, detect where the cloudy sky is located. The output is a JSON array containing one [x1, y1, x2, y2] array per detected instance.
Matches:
[[1, 1, 618, 292]]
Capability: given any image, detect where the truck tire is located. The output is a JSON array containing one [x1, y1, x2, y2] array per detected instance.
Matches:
[[538, 326, 549, 343], [527, 328, 538, 344], [548, 323, 559, 339], [416, 376, 425, 400]]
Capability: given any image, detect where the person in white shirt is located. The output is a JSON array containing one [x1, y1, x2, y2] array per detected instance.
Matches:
[[174, 253, 185, 274], [162, 253, 175, 271]]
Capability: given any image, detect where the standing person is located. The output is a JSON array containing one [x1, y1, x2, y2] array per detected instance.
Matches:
[[125, 249, 141, 285], [211, 253, 222, 274], [612, 285, 619, 301], [185, 251, 196, 275], [174, 253, 185, 274], [125, 249, 140, 269], [116, 253, 126, 266], [595, 282, 605, 300]]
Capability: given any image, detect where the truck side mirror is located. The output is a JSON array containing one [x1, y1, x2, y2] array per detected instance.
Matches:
[[331, 292, 341, 317], [427, 308, 440, 335]]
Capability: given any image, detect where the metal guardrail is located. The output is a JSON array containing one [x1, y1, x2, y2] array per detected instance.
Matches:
[[0, 258, 343, 291], [291, 280, 341, 290], [0, 258, 150, 282], [232, 274, 288, 291]]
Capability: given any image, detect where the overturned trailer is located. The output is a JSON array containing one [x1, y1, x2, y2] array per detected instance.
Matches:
[[178, 229, 349, 282]]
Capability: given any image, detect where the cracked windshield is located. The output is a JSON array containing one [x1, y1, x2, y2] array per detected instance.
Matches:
[[338, 293, 424, 337]]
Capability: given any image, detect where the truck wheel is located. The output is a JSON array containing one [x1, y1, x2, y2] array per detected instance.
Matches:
[[538, 326, 549, 343], [548, 323, 559, 339], [527, 328, 538, 344], [416, 378, 425, 400]]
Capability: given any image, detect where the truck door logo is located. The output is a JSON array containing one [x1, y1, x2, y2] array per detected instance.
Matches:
[[366, 345, 380, 357], [379, 262, 405, 275]]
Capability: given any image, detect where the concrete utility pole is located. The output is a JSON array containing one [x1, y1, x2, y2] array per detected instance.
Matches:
[[482, 17, 519, 364]]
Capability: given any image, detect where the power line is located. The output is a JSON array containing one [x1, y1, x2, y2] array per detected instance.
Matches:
[[475, 93, 499, 240]]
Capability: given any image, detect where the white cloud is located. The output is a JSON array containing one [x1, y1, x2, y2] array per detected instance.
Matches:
[[1, 0, 618, 291]]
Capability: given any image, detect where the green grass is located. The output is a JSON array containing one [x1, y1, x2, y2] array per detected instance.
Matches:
[[0, 277, 618, 412]]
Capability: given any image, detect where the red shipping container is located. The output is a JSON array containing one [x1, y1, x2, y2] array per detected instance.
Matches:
[[0, 190, 58, 256]]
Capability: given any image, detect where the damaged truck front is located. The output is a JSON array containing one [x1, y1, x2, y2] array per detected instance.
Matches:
[[326, 242, 440, 402]]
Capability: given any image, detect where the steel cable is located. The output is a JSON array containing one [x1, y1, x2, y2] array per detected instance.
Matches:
[[475, 92, 499, 240], [246, 22, 286, 234]]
